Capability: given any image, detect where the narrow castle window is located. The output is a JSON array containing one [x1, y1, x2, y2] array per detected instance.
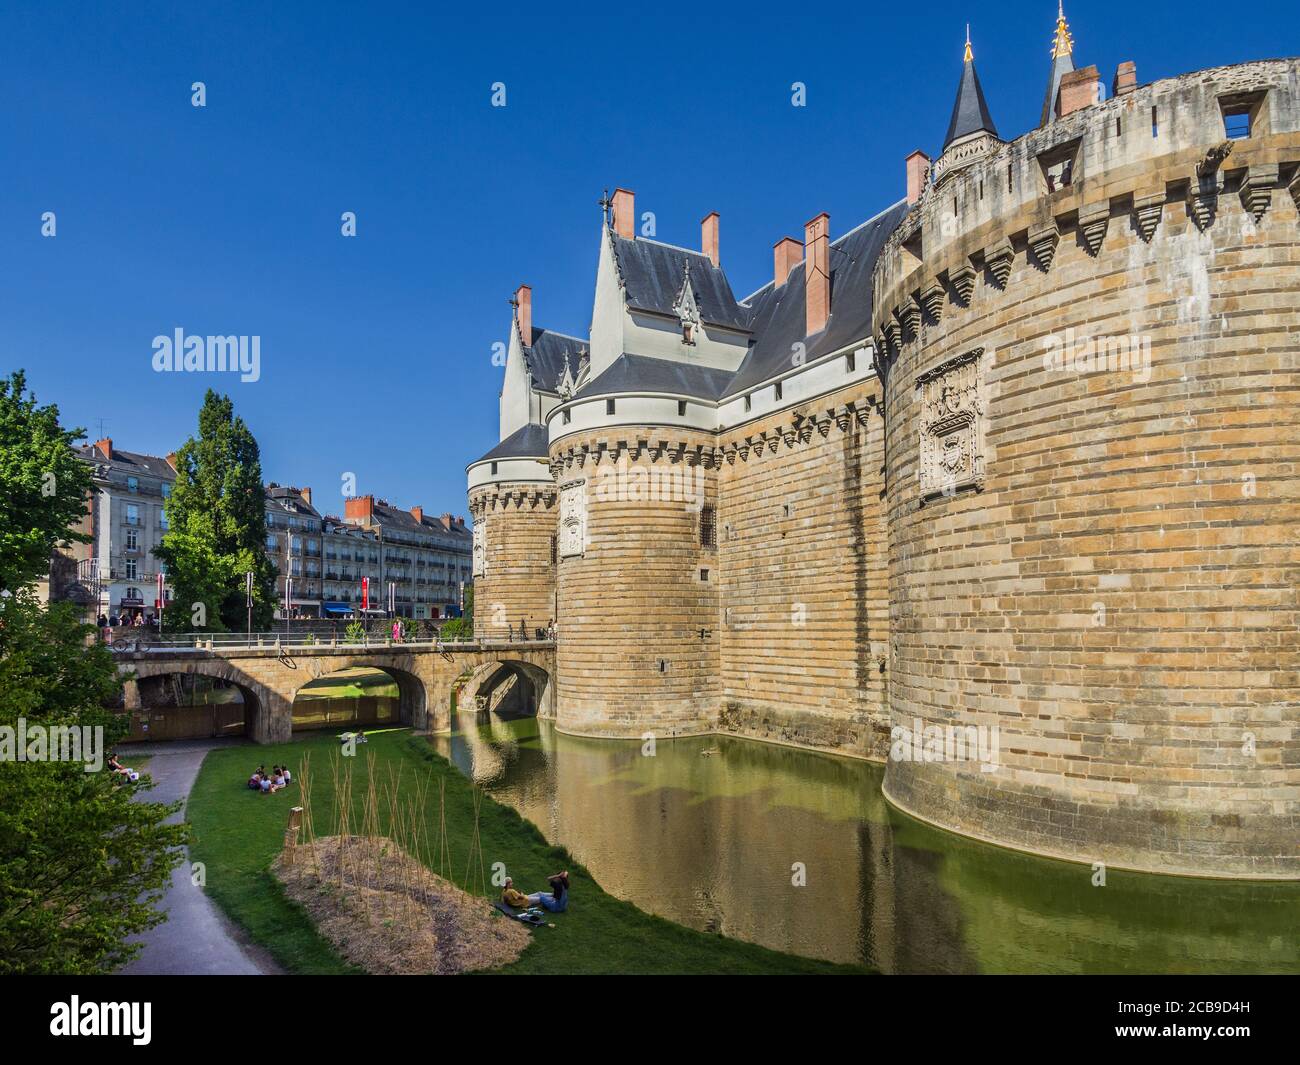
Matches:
[[699, 568, 710, 582], [678, 400, 687, 416], [744, 394, 752, 412], [1151, 106, 1159, 137], [562, 408, 571, 425], [491, 462, 498, 474], [606, 399, 616, 415], [550, 535, 557, 565], [700, 505, 717, 549], [1223, 109, 1251, 139], [657, 659, 668, 673], [846, 351, 856, 373], [774, 381, 783, 401]]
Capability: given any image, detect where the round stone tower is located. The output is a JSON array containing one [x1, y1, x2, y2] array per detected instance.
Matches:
[[872, 59, 1300, 877], [549, 425, 721, 738], [466, 427, 556, 640]]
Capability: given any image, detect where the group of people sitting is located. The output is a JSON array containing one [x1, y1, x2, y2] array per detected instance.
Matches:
[[247, 764, 292, 794], [107, 753, 141, 783], [501, 870, 570, 914]]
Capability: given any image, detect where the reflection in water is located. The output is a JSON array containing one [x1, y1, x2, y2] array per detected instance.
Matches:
[[432, 714, 1300, 974]]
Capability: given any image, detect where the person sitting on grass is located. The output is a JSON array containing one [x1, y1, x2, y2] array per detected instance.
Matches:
[[527, 871, 569, 913], [501, 877, 531, 910], [270, 768, 286, 792], [280, 764, 292, 784], [259, 773, 272, 794], [247, 771, 262, 790]]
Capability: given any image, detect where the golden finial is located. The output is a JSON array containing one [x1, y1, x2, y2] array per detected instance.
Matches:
[[964, 24, 973, 62], [1051, 2, 1074, 58]]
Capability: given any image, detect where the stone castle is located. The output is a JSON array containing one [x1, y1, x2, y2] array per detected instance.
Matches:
[[466, 12, 1299, 879]]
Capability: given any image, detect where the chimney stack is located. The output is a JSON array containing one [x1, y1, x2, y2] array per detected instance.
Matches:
[[773, 237, 802, 288], [1057, 66, 1101, 118], [301, 486, 312, 505], [514, 284, 532, 346], [804, 213, 830, 337], [410, 505, 423, 524], [701, 212, 719, 267], [611, 188, 635, 240], [94, 438, 112, 461], [1113, 61, 1137, 97], [439, 514, 453, 530], [165, 451, 178, 470], [906, 151, 931, 205], [344, 494, 374, 522]]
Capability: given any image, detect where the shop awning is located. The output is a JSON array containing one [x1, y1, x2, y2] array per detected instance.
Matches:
[[322, 602, 353, 616]]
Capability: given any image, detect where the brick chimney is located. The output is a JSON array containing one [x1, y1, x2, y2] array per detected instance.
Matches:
[[514, 284, 532, 346], [611, 188, 635, 240], [439, 513, 453, 530], [300, 486, 312, 505], [165, 451, 178, 470], [454, 516, 465, 528], [774, 237, 802, 288], [1113, 61, 1137, 97], [701, 212, 719, 267], [410, 505, 423, 524], [906, 151, 931, 205], [1057, 66, 1101, 118], [804, 213, 830, 337], [94, 438, 112, 461], [344, 494, 373, 522]]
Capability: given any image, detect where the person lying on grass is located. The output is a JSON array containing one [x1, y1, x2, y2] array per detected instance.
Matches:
[[527, 871, 569, 913]]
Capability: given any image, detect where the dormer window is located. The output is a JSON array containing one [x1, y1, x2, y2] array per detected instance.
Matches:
[[673, 262, 702, 347]]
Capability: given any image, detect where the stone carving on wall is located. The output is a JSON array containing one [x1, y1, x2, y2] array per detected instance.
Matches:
[[472, 522, 485, 577], [558, 479, 587, 558], [916, 348, 986, 499]]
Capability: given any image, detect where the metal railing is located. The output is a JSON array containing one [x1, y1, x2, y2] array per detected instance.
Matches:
[[109, 631, 553, 654]]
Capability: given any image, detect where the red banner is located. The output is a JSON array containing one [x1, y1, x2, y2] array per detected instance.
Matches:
[[362, 576, 369, 611]]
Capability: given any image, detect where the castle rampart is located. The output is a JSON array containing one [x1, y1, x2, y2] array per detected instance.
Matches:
[[873, 58, 1300, 877]]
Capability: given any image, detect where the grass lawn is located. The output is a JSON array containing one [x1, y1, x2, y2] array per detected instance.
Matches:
[[187, 729, 869, 975]]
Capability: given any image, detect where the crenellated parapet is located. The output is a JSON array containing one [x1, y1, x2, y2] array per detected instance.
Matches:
[[873, 59, 1300, 356]]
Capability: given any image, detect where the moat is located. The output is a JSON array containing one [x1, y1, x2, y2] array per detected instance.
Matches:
[[432, 714, 1300, 974]]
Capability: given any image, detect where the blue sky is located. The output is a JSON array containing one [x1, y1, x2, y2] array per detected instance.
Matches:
[[2, 1, 1292, 519]]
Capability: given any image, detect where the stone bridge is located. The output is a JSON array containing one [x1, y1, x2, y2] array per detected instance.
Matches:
[[115, 640, 555, 743]]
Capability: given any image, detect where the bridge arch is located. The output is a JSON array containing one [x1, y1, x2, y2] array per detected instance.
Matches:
[[290, 659, 428, 733], [121, 660, 274, 742], [459, 658, 552, 718]]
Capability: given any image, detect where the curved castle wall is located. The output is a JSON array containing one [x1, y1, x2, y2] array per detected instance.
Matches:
[[468, 483, 556, 639], [873, 61, 1300, 876], [550, 427, 721, 737]]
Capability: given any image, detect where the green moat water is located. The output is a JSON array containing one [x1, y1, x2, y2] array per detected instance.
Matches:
[[433, 714, 1300, 974]]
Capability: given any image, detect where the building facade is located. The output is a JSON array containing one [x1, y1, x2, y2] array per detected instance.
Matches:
[[467, 20, 1299, 878], [264, 485, 324, 618], [341, 495, 473, 620]]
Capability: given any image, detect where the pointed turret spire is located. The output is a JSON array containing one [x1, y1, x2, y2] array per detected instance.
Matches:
[[1040, 1, 1077, 125], [942, 28, 998, 151]]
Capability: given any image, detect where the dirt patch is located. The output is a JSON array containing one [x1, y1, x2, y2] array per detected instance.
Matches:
[[273, 835, 529, 974]]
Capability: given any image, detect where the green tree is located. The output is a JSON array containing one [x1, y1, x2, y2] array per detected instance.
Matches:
[[0, 371, 94, 594], [155, 390, 276, 631], [0, 373, 185, 973], [0, 592, 186, 973]]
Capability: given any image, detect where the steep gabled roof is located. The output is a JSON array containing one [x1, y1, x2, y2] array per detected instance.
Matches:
[[722, 200, 908, 398], [612, 235, 751, 330], [525, 328, 587, 394]]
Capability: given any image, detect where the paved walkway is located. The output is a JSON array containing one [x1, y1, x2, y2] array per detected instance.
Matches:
[[118, 738, 281, 976]]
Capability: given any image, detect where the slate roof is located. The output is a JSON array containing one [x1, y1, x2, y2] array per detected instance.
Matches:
[[472, 423, 551, 464], [579, 354, 736, 402], [265, 484, 321, 519], [722, 199, 909, 398], [1041, 50, 1075, 126], [369, 502, 472, 544], [79, 446, 175, 479], [526, 328, 587, 394], [612, 235, 751, 330], [944, 58, 999, 149]]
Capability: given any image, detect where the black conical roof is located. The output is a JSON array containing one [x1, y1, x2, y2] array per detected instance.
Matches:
[[943, 58, 999, 150]]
